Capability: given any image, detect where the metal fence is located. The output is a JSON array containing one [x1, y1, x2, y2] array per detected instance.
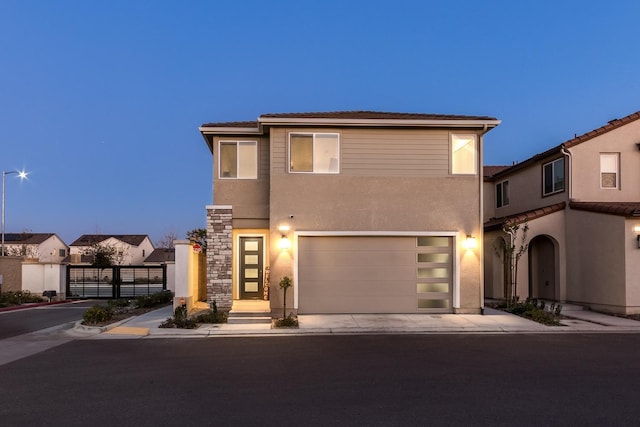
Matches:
[[66, 265, 166, 299]]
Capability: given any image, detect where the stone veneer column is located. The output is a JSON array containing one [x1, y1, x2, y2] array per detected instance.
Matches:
[[206, 205, 233, 310]]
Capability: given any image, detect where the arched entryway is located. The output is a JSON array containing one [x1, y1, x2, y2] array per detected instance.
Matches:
[[487, 236, 509, 299], [528, 235, 557, 300]]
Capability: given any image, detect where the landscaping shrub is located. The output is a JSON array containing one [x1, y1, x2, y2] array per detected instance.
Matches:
[[0, 291, 44, 306], [159, 305, 197, 329], [274, 313, 298, 328], [83, 305, 114, 324], [135, 290, 173, 308], [504, 298, 563, 326], [195, 300, 227, 324]]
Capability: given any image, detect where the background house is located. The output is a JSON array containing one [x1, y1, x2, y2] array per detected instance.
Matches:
[[200, 111, 500, 316], [69, 234, 155, 265], [484, 110, 640, 314], [2, 232, 68, 262]]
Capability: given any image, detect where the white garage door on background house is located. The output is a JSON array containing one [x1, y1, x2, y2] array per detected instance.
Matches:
[[296, 235, 453, 314]]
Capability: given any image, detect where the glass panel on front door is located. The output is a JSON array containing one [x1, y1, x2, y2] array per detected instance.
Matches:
[[240, 237, 263, 299]]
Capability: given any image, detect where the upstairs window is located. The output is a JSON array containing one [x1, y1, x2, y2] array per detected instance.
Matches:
[[451, 134, 478, 174], [543, 158, 564, 196], [289, 133, 340, 173], [600, 153, 619, 189], [219, 141, 258, 179], [496, 180, 510, 208]]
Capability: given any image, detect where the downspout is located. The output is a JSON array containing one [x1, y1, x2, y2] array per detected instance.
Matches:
[[560, 145, 572, 200], [478, 124, 489, 314]]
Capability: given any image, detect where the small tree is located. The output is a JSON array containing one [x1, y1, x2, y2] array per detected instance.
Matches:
[[156, 231, 178, 249], [186, 228, 207, 253], [495, 221, 529, 307], [279, 276, 292, 318], [86, 243, 117, 267]]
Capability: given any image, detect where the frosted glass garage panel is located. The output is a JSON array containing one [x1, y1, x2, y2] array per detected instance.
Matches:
[[417, 253, 449, 263], [417, 268, 448, 279], [418, 299, 449, 309], [417, 283, 449, 293], [417, 237, 451, 247]]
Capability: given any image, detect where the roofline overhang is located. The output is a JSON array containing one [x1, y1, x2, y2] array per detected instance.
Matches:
[[198, 126, 262, 135], [257, 117, 501, 128]]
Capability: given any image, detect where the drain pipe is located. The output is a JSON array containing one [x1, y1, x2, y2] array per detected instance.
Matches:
[[560, 145, 572, 200]]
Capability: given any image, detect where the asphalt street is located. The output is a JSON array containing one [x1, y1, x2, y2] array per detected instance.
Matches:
[[1, 334, 640, 426], [0, 301, 95, 339]]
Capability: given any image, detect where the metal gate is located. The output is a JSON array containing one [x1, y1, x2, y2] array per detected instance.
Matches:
[[66, 265, 166, 299]]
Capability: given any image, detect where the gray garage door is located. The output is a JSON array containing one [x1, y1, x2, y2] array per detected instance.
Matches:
[[297, 236, 453, 314]]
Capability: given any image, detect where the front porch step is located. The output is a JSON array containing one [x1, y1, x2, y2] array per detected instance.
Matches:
[[227, 315, 272, 325], [227, 300, 272, 324]]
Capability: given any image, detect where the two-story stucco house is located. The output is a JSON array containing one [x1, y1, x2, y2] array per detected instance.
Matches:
[[484, 110, 640, 314], [200, 111, 500, 316], [69, 234, 155, 265]]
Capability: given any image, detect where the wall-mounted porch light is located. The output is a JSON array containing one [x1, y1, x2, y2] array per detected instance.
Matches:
[[635, 225, 640, 248], [278, 224, 291, 251], [462, 235, 477, 251]]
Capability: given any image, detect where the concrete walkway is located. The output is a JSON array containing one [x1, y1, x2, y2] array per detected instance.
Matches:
[[78, 303, 640, 338]]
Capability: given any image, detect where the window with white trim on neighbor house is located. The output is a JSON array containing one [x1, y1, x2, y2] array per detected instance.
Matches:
[[451, 134, 478, 174], [600, 153, 619, 189], [219, 141, 258, 179], [496, 180, 509, 208], [543, 158, 564, 195], [289, 133, 340, 173]]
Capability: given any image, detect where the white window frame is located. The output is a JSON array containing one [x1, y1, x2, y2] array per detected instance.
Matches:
[[600, 153, 619, 189], [542, 158, 564, 196], [496, 180, 510, 208], [288, 132, 340, 174], [451, 133, 478, 175], [218, 140, 258, 179]]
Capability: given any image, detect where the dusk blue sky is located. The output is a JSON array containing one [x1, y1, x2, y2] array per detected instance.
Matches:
[[2, 1, 639, 246]]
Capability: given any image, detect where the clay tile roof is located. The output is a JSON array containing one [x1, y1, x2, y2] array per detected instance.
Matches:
[[484, 202, 567, 231], [569, 202, 640, 217], [488, 109, 640, 180], [259, 110, 498, 121], [563, 111, 640, 148], [483, 165, 511, 178]]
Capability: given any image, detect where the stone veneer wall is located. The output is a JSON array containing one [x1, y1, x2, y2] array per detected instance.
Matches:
[[206, 206, 233, 310]]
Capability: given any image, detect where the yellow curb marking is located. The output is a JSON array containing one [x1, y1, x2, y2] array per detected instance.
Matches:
[[105, 326, 150, 336]]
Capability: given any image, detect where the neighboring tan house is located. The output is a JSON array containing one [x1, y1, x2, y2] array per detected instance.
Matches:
[[484, 110, 640, 314], [199, 111, 500, 315], [2, 232, 69, 262], [68, 234, 155, 265]]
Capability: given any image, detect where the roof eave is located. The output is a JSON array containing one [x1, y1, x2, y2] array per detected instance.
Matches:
[[198, 126, 262, 135], [257, 117, 501, 128]]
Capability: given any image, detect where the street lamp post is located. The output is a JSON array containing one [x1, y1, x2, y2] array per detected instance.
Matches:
[[1, 170, 28, 256]]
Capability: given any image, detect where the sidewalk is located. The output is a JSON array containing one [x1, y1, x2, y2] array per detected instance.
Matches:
[[79, 303, 640, 339]]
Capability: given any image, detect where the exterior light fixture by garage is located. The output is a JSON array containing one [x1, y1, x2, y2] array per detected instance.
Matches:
[[2, 170, 29, 256], [634, 225, 640, 248], [462, 235, 477, 251], [278, 224, 291, 250]]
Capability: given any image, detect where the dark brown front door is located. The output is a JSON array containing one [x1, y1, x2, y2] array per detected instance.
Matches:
[[239, 237, 263, 299]]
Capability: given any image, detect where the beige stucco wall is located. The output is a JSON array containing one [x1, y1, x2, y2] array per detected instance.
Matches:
[[569, 119, 640, 202], [487, 157, 568, 220], [625, 219, 640, 312], [212, 136, 270, 221], [267, 127, 484, 312], [484, 209, 567, 302], [565, 209, 627, 312]]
